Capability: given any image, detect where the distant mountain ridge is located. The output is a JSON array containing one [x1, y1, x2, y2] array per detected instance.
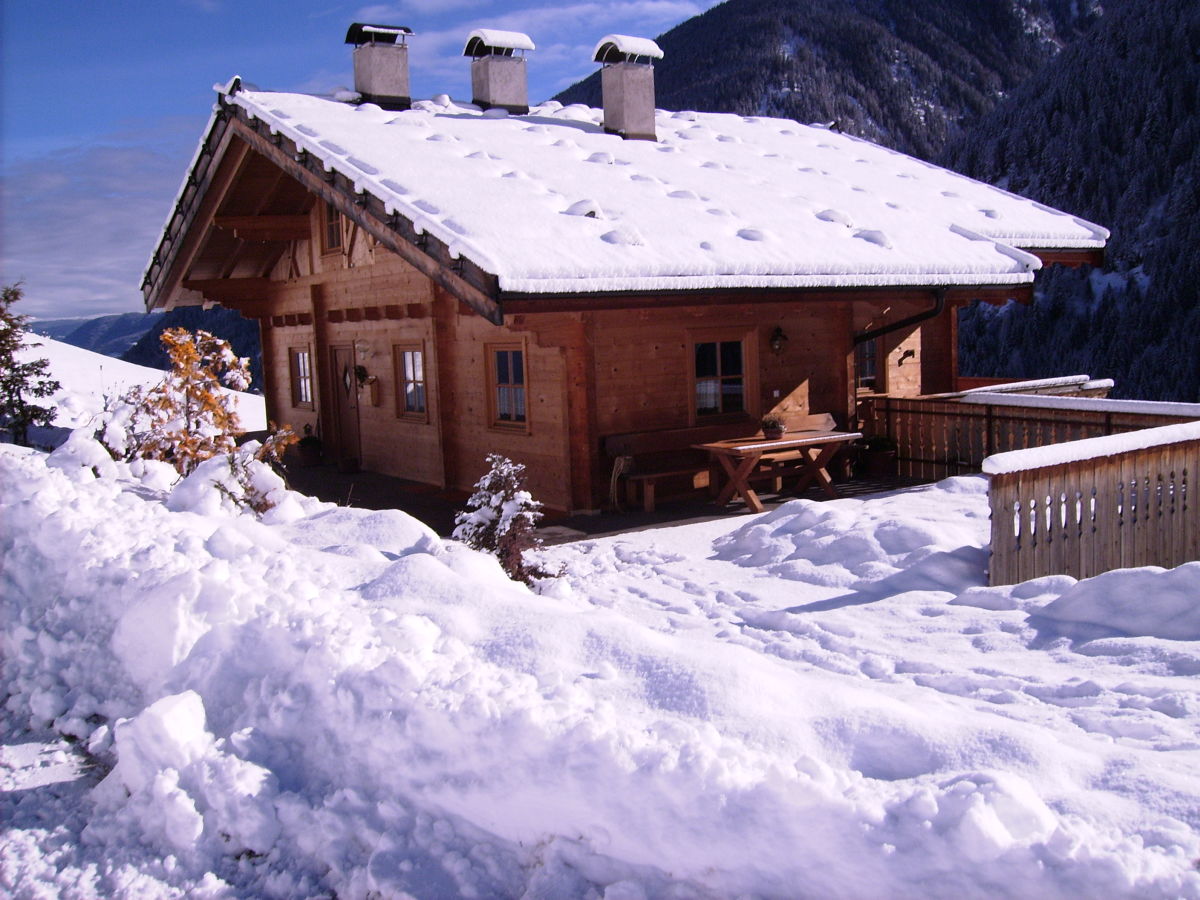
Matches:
[[32, 313, 158, 358], [556, 0, 1101, 160], [34, 307, 264, 392]]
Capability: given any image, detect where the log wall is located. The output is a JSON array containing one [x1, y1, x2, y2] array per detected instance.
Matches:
[[237, 211, 958, 512]]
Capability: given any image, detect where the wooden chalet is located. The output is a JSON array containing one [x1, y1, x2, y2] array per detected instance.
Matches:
[[142, 27, 1108, 513]]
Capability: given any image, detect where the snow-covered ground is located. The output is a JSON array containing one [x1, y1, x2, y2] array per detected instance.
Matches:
[[15, 336, 266, 450], [2, 341, 1198, 899]]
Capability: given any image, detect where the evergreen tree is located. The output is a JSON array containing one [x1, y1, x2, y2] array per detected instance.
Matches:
[[453, 454, 547, 585], [0, 284, 61, 447]]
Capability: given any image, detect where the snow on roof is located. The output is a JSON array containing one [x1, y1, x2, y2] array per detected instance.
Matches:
[[213, 85, 1107, 295], [463, 29, 535, 56]]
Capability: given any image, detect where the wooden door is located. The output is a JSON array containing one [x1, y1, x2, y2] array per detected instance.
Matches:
[[330, 345, 361, 469]]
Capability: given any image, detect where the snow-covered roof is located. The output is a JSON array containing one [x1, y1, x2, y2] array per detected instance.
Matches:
[[174, 84, 1109, 297]]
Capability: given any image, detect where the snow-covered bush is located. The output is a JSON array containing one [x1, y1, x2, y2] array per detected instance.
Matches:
[[96, 328, 250, 475], [84, 329, 297, 517], [452, 453, 548, 584]]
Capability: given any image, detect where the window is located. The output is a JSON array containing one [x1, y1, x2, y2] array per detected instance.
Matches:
[[322, 200, 342, 253], [855, 339, 881, 393], [488, 343, 527, 428], [289, 347, 313, 408], [693, 339, 745, 417], [394, 343, 427, 420]]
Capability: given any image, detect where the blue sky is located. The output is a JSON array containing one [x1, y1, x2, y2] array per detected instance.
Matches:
[[1, 0, 715, 319]]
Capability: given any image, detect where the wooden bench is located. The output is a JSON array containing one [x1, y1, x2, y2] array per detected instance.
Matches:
[[604, 412, 842, 512]]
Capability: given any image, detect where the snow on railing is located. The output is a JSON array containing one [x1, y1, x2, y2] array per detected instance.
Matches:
[[964, 392, 1200, 418]]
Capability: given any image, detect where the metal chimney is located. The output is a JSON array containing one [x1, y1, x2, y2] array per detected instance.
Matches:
[[592, 35, 663, 141], [345, 23, 413, 111], [463, 29, 535, 115]]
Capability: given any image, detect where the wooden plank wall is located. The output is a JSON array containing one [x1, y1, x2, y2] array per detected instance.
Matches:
[[589, 301, 856, 437], [445, 306, 575, 511], [238, 208, 955, 511], [861, 396, 1199, 482], [255, 239, 447, 487], [988, 438, 1199, 585]]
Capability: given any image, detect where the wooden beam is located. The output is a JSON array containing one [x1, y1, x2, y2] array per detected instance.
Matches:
[[213, 215, 310, 241], [503, 284, 1033, 315], [226, 113, 504, 325], [1026, 248, 1105, 268], [182, 277, 271, 302], [945, 284, 1034, 307], [146, 126, 250, 310]]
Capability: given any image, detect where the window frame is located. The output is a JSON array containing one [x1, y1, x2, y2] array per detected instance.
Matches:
[[855, 338, 886, 395], [486, 340, 530, 433], [393, 341, 429, 423], [320, 200, 343, 254], [289, 345, 314, 410], [687, 327, 758, 425]]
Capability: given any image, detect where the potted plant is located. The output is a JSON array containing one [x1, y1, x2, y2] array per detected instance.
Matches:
[[760, 413, 787, 440], [297, 423, 323, 467], [857, 434, 898, 477]]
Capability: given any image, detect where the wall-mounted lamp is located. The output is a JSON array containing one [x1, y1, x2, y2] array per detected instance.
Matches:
[[769, 326, 788, 356], [898, 348, 916, 365]]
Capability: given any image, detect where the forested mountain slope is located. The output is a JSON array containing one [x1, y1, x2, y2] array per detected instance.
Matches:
[[943, 0, 1200, 400], [121, 306, 264, 392], [34, 312, 159, 358], [557, 0, 1099, 159]]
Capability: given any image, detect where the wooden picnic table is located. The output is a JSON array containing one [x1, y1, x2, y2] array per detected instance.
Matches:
[[694, 430, 862, 513]]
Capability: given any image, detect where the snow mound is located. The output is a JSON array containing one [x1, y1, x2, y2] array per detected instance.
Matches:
[[1032, 562, 1200, 641], [713, 476, 990, 589], [4, 409, 1200, 899]]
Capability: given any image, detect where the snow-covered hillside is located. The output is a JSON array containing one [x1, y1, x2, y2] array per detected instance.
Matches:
[[13, 336, 265, 448], [2, 343, 1198, 899]]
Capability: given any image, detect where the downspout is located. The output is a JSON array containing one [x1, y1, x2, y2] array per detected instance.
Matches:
[[853, 287, 946, 347]]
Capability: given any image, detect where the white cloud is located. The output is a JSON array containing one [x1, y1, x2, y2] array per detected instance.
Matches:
[[0, 125, 194, 319], [355, 0, 488, 17]]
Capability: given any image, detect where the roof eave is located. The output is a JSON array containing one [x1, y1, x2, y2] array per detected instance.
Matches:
[[143, 81, 506, 324]]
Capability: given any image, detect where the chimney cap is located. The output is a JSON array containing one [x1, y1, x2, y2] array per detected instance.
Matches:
[[593, 34, 663, 64], [463, 29, 535, 57], [345, 23, 413, 46]]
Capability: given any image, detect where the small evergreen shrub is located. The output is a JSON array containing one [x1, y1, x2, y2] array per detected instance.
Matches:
[[0, 283, 61, 446], [453, 454, 549, 584]]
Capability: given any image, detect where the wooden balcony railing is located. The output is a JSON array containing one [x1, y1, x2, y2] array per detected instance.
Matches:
[[859, 394, 1199, 482], [984, 425, 1200, 585]]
